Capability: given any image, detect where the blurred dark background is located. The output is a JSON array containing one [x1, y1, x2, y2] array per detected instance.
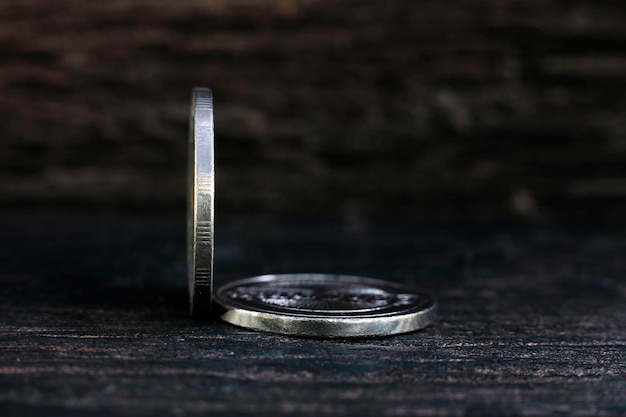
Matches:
[[1, 0, 625, 226]]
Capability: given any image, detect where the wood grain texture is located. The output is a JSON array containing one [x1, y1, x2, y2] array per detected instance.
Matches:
[[0, 211, 625, 416], [1, 1, 626, 224]]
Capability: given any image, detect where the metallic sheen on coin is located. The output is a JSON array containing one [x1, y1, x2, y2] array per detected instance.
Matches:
[[214, 274, 437, 337], [188, 87, 215, 318]]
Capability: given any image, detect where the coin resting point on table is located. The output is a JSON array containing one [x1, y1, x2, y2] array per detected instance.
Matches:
[[214, 274, 437, 338], [188, 87, 215, 318]]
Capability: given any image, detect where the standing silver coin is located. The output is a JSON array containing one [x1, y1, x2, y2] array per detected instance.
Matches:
[[214, 274, 437, 337], [188, 87, 215, 318]]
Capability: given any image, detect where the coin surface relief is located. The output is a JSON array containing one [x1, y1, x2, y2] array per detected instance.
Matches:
[[214, 274, 437, 337], [188, 87, 215, 318]]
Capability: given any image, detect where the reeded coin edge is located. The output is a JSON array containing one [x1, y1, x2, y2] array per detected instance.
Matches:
[[188, 87, 215, 318]]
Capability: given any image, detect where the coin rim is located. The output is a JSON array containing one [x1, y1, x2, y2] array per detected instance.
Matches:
[[188, 87, 215, 318], [214, 274, 437, 337]]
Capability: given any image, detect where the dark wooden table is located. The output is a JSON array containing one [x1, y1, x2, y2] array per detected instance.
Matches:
[[1, 210, 624, 416]]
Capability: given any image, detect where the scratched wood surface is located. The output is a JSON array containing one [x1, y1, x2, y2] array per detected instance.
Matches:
[[1, 0, 626, 225], [0, 211, 624, 416]]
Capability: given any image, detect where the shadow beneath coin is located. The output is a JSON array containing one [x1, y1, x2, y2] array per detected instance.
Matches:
[[0, 210, 192, 320]]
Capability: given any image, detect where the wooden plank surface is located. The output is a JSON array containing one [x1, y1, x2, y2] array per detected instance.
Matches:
[[0, 211, 624, 416], [1, 0, 626, 224]]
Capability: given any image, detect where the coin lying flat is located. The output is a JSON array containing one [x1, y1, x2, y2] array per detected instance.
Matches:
[[188, 87, 215, 318], [214, 274, 436, 337]]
